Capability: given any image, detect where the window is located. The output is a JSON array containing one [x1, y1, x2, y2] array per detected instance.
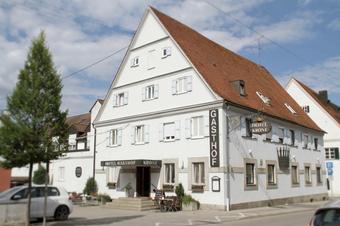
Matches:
[[163, 122, 175, 141], [314, 138, 318, 150], [245, 118, 253, 137], [285, 103, 296, 114], [172, 76, 192, 94], [135, 125, 145, 144], [162, 47, 171, 58], [316, 167, 322, 184], [68, 144, 76, 151], [302, 105, 310, 113], [267, 164, 276, 185], [290, 129, 295, 146], [131, 56, 139, 67], [142, 84, 159, 101], [256, 91, 271, 105], [118, 93, 125, 106], [193, 162, 205, 184], [305, 166, 312, 184], [278, 128, 284, 144], [191, 116, 204, 138], [239, 81, 246, 96], [113, 92, 128, 107], [265, 129, 272, 141], [109, 129, 121, 146], [246, 163, 256, 185], [303, 135, 309, 148], [58, 167, 65, 181], [291, 165, 299, 185], [325, 148, 340, 160], [164, 163, 175, 184]]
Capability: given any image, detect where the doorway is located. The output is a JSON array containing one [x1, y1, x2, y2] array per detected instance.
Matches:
[[136, 167, 150, 197]]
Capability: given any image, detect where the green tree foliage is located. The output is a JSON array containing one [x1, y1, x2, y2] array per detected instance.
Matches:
[[175, 183, 185, 198], [83, 177, 98, 195], [33, 165, 48, 185], [0, 32, 69, 224]]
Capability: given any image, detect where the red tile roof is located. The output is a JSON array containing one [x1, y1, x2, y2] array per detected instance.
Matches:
[[150, 7, 322, 132], [295, 79, 340, 125]]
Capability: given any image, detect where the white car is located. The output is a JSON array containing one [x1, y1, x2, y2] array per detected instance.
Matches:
[[309, 200, 340, 226], [0, 185, 73, 221]]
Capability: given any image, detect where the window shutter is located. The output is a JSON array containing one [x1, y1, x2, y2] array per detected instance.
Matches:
[[308, 135, 312, 149], [142, 87, 146, 101], [144, 125, 150, 143], [283, 129, 289, 145], [172, 80, 177, 95], [271, 127, 279, 142], [108, 130, 113, 146], [131, 127, 135, 144], [240, 116, 246, 137], [124, 92, 128, 105], [175, 120, 181, 140], [117, 129, 122, 146], [204, 115, 209, 137], [185, 118, 191, 139], [186, 76, 192, 92], [113, 94, 118, 107], [335, 148, 340, 160], [159, 123, 164, 142], [154, 84, 159, 98]]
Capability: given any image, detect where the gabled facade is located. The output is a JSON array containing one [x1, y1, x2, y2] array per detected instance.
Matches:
[[286, 78, 340, 196], [93, 7, 327, 210]]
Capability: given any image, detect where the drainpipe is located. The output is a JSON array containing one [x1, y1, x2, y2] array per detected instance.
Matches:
[[92, 123, 97, 182], [225, 104, 231, 211]]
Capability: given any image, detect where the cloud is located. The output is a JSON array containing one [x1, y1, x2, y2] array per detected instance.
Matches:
[[327, 19, 340, 31]]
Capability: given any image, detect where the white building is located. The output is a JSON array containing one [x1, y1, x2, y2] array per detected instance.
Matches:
[[286, 78, 340, 197], [93, 7, 327, 210], [50, 99, 102, 193]]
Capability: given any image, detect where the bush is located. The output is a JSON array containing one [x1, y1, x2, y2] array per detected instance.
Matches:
[[175, 183, 185, 198], [33, 165, 48, 184], [98, 194, 112, 203], [83, 177, 98, 195]]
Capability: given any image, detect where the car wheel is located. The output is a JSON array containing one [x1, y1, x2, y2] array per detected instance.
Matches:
[[54, 205, 69, 221]]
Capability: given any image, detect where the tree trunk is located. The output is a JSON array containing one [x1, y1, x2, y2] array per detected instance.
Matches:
[[43, 161, 49, 226], [26, 162, 33, 226]]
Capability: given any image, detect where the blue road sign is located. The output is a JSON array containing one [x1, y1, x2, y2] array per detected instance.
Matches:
[[326, 162, 333, 169], [327, 168, 333, 176]]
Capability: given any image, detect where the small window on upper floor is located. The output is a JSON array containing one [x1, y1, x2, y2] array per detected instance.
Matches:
[[162, 47, 171, 58], [256, 91, 271, 105], [285, 103, 296, 114], [231, 80, 246, 96], [113, 92, 128, 107], [130, 56, 139, 67], [172, 76, 192, 95], [302, 105, 310, 113], [142, 84, 159, 101]]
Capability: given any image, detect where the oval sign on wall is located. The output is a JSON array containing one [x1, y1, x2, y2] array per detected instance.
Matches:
[[75, 167, 82, 178]]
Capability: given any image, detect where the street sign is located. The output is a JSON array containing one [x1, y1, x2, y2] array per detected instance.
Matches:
[[326, 162, 333, 169], [327, 168, 333, 176]]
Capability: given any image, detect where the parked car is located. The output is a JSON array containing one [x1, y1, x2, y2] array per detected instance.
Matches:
[[0, 185, 73, 220], [309, 200, 340, 226]]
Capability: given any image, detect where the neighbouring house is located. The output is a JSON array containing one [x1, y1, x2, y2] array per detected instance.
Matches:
[[286, 78, 340, 197], [0, 157, 11, 192], [92, 7, 327, 210], [50, 99, 103, 194]]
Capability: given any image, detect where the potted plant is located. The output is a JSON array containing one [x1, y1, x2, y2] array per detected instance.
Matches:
[[123, 183, 134, 197], [182, 194, 199, 211]]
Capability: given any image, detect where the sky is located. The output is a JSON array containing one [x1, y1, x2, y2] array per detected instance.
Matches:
[[0, 0, 340, 115]]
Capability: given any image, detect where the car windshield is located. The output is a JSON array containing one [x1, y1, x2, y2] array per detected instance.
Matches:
[[314, 209, 340, 226], [0, 187, 23, 199]]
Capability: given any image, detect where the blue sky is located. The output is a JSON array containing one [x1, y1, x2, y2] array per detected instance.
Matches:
[[0, 0, 339, 115]]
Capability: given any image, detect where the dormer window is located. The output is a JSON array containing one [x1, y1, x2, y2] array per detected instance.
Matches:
[[231, 80, 246, 96], [131, 56, 139, 67], [284, 103, 296, 114], [162, 47, 171, 58], [256, 91, 271, 105], [302, 106, 310, 113], [239, 81, 245, 96]]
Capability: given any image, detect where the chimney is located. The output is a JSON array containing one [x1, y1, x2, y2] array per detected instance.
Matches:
[[318, 90, 328, 102]]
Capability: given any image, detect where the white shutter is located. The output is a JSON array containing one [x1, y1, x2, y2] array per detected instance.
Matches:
[[186, 76, 192, 92], [144, 125, 150, 143], [142, 87, 146, 101], [204, 115, 209, 137], [283, 129, 288, 144], [117, 129, 122, 146], [108, 130, 113, 146], [308, 135, 312, 149], [285, 129, 291, 145], [175, 120, 181, 140], [124, 92, 128, 105], [131, 127, 135, 144], [240, 116, 246, 137], [185, 118, 191, 139], [159, 123, 164, 142], [271, 127, 279, 142], [113, 94, 118, 107], [172, 80, 177, 95], [154, 84, 159, 98]]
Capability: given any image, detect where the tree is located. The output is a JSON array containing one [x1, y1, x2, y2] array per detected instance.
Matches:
[[83, 177, 98, 196], [0, 31, 69, 226], [33, 165, 47, 184]]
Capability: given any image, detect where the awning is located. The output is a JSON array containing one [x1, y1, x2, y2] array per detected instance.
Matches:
[[100, 159, 162, 168]]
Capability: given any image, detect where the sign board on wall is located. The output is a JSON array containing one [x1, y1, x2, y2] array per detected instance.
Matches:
[[209, 109, 220, 167]]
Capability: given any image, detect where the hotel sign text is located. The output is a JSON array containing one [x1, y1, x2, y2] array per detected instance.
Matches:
[[209, 109, 220, 167], [250, 121, 272, 135]]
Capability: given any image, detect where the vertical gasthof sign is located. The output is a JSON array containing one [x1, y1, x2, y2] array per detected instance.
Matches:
[[209, 109, 220, 167]]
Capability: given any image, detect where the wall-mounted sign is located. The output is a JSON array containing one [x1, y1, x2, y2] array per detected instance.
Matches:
[[100, 159, 162, 168], [209, 109, 220, 167], [75, 167, 82, 178], [211, 176, 221, 192], [250, 114, 272, 135]]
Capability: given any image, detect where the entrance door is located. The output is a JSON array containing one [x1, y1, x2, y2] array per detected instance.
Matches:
[[136, 167, 150, 197]]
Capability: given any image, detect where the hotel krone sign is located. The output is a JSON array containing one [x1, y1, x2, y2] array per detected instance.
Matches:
[[209, 109, 220, 167], [250, 114, 272, 135]]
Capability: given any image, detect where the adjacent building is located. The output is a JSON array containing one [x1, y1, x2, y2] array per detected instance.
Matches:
[[93, 7, 327, 210], [286, 78, 340, 196], [0, 157, 11, 192]]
